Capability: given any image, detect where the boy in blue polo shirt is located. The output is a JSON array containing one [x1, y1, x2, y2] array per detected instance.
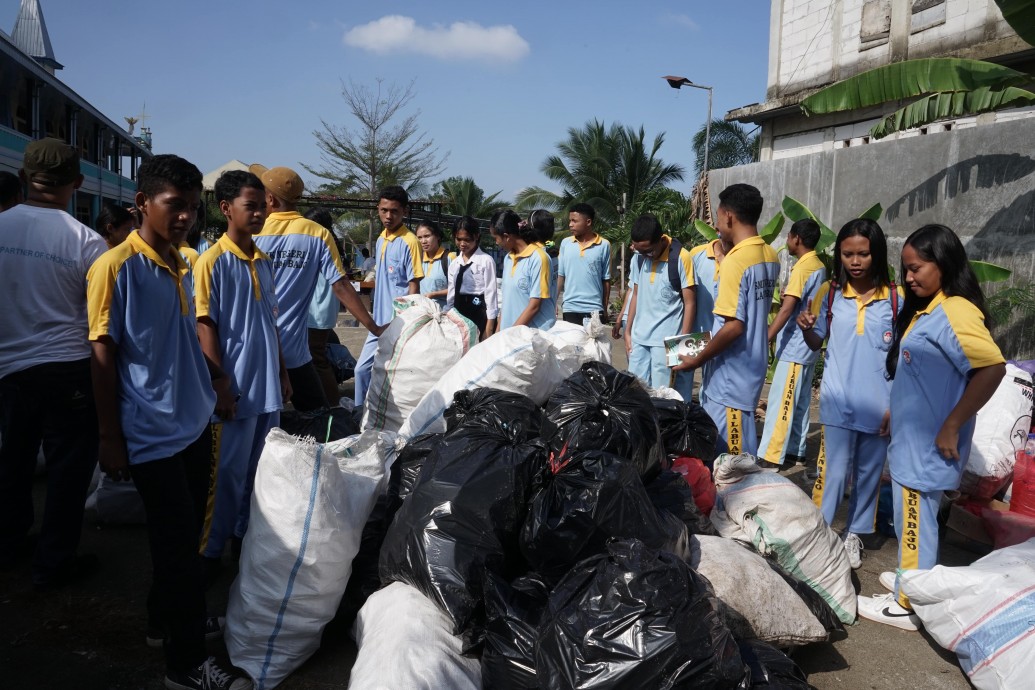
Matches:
[[626, 213, 695, 400], [558, 202, 611, 325], [353, 185, 423, 406], [675, 184, 779, 457], [88, 155, 251, 689], [758, 219, 826, 468], [194, 170, 291, 570]]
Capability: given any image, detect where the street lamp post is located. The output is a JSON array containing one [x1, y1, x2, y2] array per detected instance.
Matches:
[[662, 74, 713, 187]]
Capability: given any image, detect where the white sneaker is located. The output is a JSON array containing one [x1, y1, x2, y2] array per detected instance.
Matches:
[[879, 570, 897, 593], [856, 593, 921, 631], [843, 532, 863, 569]]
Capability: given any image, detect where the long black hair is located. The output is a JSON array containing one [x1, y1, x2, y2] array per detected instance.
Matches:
[[832, 218, 891, 290], [886, 224, 988, 378]]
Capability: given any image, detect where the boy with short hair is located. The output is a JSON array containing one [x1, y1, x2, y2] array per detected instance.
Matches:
[[757, 218, 826, 469], [88, 155, 251, 690], [558, 202, 611, 325], [194, 170, 291, 569]]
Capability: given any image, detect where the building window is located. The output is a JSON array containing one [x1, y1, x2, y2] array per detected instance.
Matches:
[[911, 0, 946, 33], [861, 0, 892, 46]]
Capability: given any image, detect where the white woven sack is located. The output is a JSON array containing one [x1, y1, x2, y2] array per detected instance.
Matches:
[[398, 326, 581, 440], [361, 295, 477, 434], [710, 453, 856, 624], [962, 363, 1033, 495], [348, 581, 481, 690], [901, 538, 1035, 690], [544, 314, 612, 365], [85, 468, 146, 524], [225, 429, 399, 689]]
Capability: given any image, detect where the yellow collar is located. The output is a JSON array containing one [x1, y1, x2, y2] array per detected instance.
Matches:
[[904, 290, 947, 338], [725, 235, 765, 261], [511, 243, 540, 260], [380, 225, 411, 241], [128, 230, 190, 313], [265, 211, 301, 221], [570, 233, 602, 246], [424, 246, 446, 262], [842, 282, 892, 306], [217, 233, 269, 263]]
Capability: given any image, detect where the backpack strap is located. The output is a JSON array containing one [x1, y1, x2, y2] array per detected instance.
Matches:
[[667, 238, 683, 293], [439, 252, 449, 278], [825, 281, 838, 334], [889, 282, 899, 320]]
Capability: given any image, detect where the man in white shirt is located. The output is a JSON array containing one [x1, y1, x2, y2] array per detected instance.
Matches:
[[0, 139, 107, 589]]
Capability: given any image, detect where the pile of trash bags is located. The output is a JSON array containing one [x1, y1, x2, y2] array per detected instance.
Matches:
[[225, 319, 848, 689]]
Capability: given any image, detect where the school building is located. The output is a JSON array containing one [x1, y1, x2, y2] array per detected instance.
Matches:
[[0, 0, 151, 223]]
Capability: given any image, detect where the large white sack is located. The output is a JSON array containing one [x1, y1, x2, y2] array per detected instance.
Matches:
[[398, 326, 581, 440], [543, 313, 612, 365], [348, 581, 481, 690], [85, 467, 146, 524], [226, 429, 400, 689], [961, 363, 1034, 498], [901, 538, 1035, 690], [361, 295, 478, 434], [690, 534, 829, 646], [711, 453, 856, 625]]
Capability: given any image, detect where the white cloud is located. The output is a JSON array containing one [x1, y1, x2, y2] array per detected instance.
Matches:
[[343, 15, 530, 62], [666, 13, 699, 31]]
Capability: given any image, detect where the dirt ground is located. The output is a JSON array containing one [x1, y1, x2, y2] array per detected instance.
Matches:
[[0, 324, 985, 689]]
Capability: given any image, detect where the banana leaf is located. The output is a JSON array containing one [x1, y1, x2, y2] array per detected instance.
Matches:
[[760, 212, 785, 244], [694, 219, 718, 241], [871, 86, 1035, 138], [996, 0, 1035, 48], [970, 260, 1012, 283], [858, 203, 883, 221], [801, 58, 1028, 115], [781, 196, 837, 253]]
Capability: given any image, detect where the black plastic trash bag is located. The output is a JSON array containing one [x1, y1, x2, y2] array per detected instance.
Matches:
[[644, 468, 718, 537], [542, 362, 665, 479], [652, 397, 719, 464], [445, 388, 545, 439], [481, 571, 551, 690], [278, 407, 358, 442], [379, 394, 547, 650], [737, 640, 813, 689], [521, 451, 690, 583], [536, 539, 745, 690]]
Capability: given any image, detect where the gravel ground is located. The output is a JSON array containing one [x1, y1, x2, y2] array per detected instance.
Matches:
[[0, 324, 983, 689]]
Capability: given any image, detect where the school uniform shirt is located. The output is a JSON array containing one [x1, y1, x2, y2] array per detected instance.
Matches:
[[373, 225, 423, 323], [559, 234, 612, 314], [888, 291, 1005, 492], [688, 240, 722, 334], [307, 275, 338, 330], [194, 234, 282, 418], [631, 235, 694, 347], [86, 230, 215, 465], [810, 282, 899, 434], [701, 235, 779, 412], [177, 242, 200, 270], [501, 243, 555, 330], [774, 251, 827, 364], [445, 248, 499, 319], [254, 212, 348, 369], [420, 247, 455, 306], [0, 204, 107, 378]]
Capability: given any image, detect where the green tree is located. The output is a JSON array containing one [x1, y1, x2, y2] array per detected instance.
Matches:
[[515, 119, 685, 232], [432, 176, 510, 218], [691, 119, 759, 177]]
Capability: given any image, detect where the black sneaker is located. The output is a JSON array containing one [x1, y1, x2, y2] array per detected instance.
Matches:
[[165, 657, 252, 690], [147, 616, 225, 649]]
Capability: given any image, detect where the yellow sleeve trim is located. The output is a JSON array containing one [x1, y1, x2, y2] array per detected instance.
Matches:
[[86, 246, 132, 341], [407, 234, 425, 279], [192, 249, 220, 318], [679, 247, 695, 288], [535, 247, 551, 298], [713, 252, 747, 318], [812, 281, 831, 316], [942, 297, 1006, 369]]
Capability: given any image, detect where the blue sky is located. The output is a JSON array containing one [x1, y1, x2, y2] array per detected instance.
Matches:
[[25, 0, 770, 202]]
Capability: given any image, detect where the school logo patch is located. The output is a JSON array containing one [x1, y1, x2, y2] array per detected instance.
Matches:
[[883, 330, 893, 344], [902, 349, 911, 365]]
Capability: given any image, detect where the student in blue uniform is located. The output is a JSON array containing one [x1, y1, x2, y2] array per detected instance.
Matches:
[[558, 202, 611, 325], [675, 184, 779, 457], [625, 213, 695, 399], [303, 208, 344, 407], [194, 171, 291, 570], [856, 224, 1005, 631], [687, 236, 731, 395], [797, 219, 897, 570], [758, 219, 827, 469], [529, 209, 560, 304], [493, 210, 555, 331], [416, 219, 453, 309]]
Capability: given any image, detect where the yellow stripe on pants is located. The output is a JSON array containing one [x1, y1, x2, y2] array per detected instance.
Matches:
[[811, 426, 827, 510], [899, 485, 922, 608], [763, 361, 801, 462], [198, 422, 223, 555], [727, 408, 743, 455]]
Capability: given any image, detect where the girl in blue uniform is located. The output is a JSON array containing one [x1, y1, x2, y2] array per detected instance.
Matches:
[[856, 224, 1005, 631], [492, 210, 556, 331], [797, 219, 897, 571], [416, 220, 452, 309]]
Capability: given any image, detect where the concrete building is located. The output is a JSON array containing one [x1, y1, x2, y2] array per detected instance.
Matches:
[[0, 0, 150, 224], [718, 0, 1035, 355]]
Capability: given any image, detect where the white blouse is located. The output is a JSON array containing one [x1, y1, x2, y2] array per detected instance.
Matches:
[[445, 248, 499, 319]]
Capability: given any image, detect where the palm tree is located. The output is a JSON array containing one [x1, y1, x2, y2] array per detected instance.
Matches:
[[515, 120, 685, 228], [433, 176, 510, 218], [691, 119, 760, 177]]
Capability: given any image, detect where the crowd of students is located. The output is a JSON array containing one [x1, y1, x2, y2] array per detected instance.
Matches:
[[0, 138, 1009, 688]]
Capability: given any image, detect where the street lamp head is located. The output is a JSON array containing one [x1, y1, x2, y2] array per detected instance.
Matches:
[[663, 75, 692, 89]]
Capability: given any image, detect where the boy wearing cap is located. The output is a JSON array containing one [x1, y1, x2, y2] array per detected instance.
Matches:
[[0, 138, 106, 589], [194, 170, 290, 568], [252, 165, 380, 410], [88, 155, 250, 689], [353, 185, 423, 407]]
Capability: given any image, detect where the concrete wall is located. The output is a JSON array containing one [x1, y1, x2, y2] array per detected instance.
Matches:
[[708, 116, 1035, 356]]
